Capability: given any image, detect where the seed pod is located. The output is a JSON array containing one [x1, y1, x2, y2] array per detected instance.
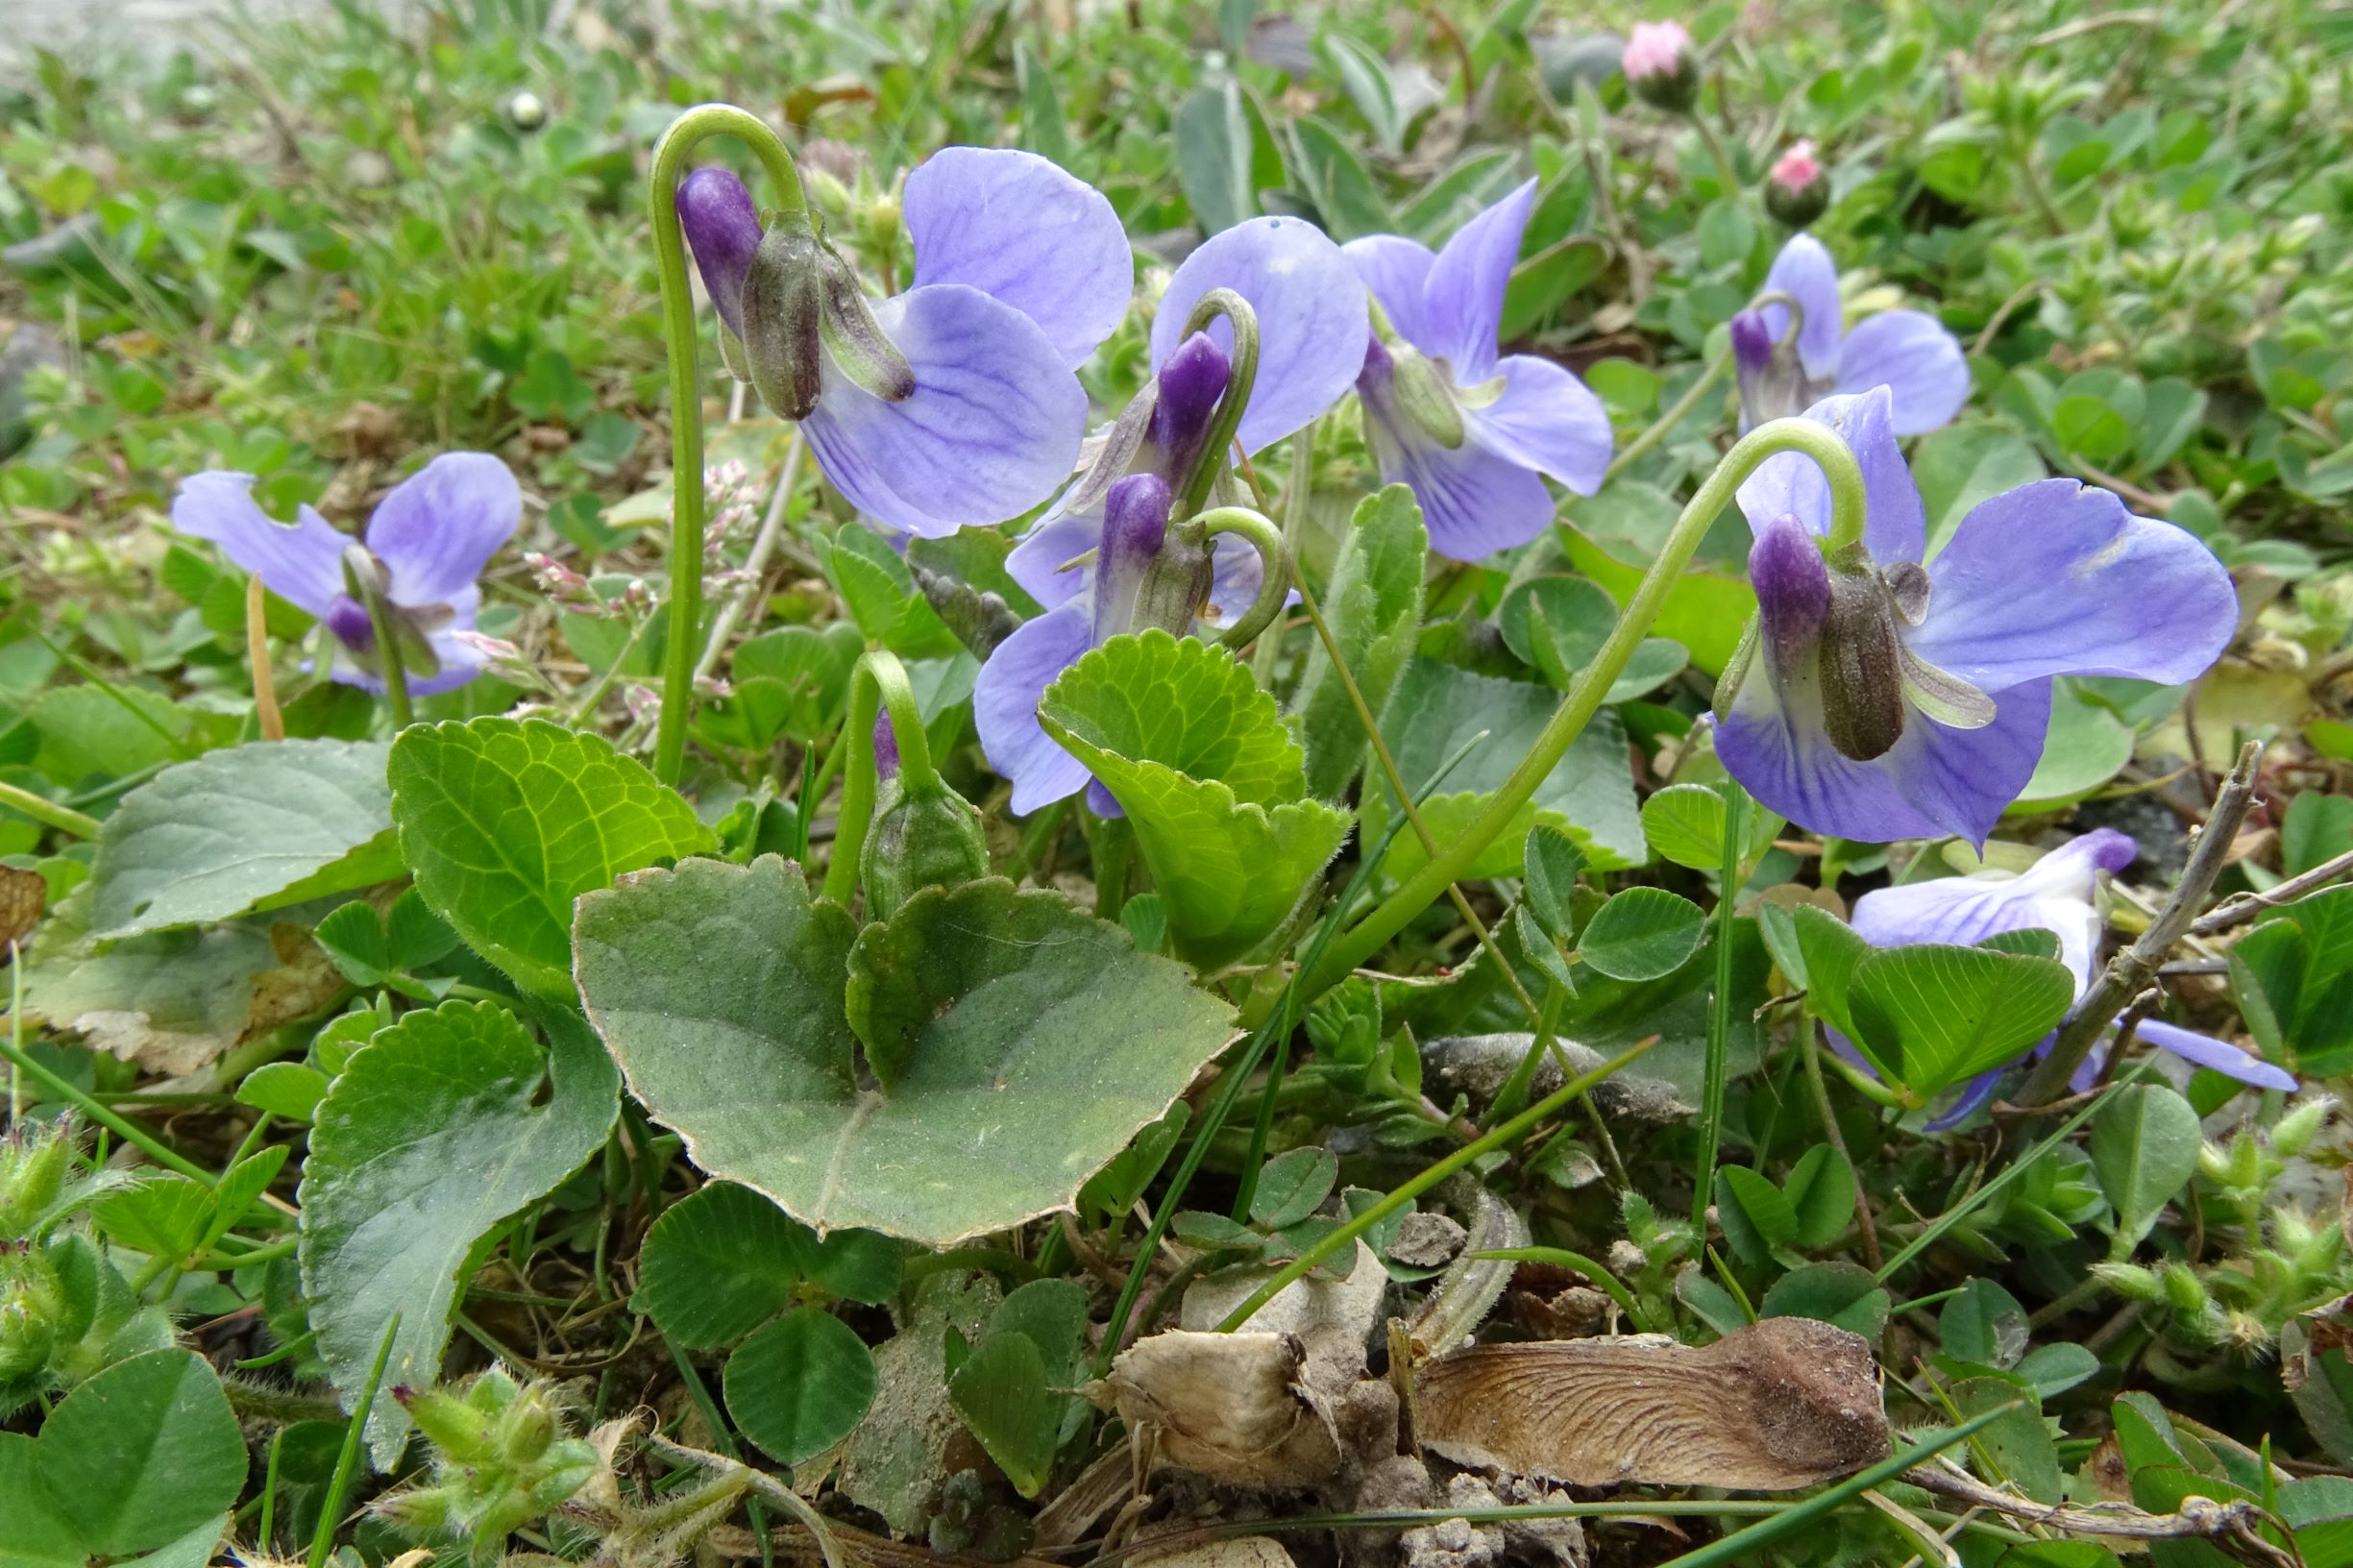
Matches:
[[0, 1244, 63, 1380], [861, 777, 991, 920]]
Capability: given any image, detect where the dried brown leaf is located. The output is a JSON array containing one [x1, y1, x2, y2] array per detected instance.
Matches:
[[0, 867, 45, 950], [1412, 1316, 1890, 1490]]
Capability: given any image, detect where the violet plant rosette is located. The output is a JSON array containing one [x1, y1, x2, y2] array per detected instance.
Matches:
[[1729, 233, 1969, 435], [1845, 829, 2296, 1124], [1342, 181, 1613, 560], [170, 453, 522, 698], [1713, 385, 2240, 845], [674, 145, 1132, 538]]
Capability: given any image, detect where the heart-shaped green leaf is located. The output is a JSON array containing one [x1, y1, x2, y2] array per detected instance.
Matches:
[[299, 999, 620, 1464], [87, 739, 396, 939], [574, 858, 1237, 1246], [1040, 631, 1351, 968], [723, 1306, 878, 1465], [1847, 943, 2076, 1098], [388, 717, 715, 994], [1576, 887, 1706, 981], [0, 1348, 243, 1563]]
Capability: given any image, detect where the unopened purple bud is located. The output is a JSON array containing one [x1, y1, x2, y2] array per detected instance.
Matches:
[[1729, 310, 1774, 380], [1749, 514, 1829, 677], [1099, 473, 1170, 582], [324, 595, 376, 652], [873, 711, 900, 783], [676, 168, 763, 339], [1150, 332, 1232, 480], [1093, 473, 1193, 646]]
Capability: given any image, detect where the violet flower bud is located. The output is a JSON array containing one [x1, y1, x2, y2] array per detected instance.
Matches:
[[1149, 331, 1232, 481], [1091, 471, 1215, 651], [675, 167, 763, 339]]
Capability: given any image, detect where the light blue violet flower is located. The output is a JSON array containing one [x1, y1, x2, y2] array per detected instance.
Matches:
[[674, 147, 1133, 537], [170, 453, 521, 695], [1730, 233, 1969, 435], [1717, 387, 2239, 844], [979, 215, 1367, 815], [1344, 181, 1613, 560], [1846, 828, 2296, 1123]]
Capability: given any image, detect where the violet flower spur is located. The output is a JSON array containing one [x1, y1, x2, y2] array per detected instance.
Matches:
[[1715, 386, 2239, 845], [1728, 233, 1968, 436], [674, 146, 1132, 537], [170, 453, 522, 697], [1343, 181, 1612, 560], [1846, 829, 2296, 1122]]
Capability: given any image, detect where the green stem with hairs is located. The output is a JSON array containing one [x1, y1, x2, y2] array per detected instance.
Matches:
[[1170, 289, 1262, 520], [1299, 416, 1868, 998], [647, 103, 808, 786], [1213, 1036, 1656, 1331], [821, 651, 933, 906]]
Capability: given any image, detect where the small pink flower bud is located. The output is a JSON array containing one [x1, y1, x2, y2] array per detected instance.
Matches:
[[1766, 138, 1830, 225], [1623, 20, 1698, 111]]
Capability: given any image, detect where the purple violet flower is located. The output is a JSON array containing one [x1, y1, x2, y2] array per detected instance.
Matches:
[[978, 214, 1361, 808], [976, 470, 1267, 817], [675, 147, 1133, 538], [170, 454, 522, 696], [1343, 182, 1613, 560], [1729, 233, 1968, 436], [1718, 387, 2239, 845], [1845, 829, 2296, 1120]]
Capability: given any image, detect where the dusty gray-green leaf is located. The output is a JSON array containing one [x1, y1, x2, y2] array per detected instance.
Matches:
[[299, 999, 620, 1464], [87, 740, 394, 939], [388, 716, 715, 994], [1292, 484, 1428, 800], [575, 859, 1236, 1246]]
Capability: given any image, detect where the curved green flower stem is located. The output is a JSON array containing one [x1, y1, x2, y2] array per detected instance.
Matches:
[[1213, 1036, 1654, 1331], [343, 548, 412, 729], [647, 103, 808, 787], [1602, 352, 1728, 483], [0, 778, 100, 839], [1298, 417, 1868, 1000], [821, 651, 933, 906], [1190, 506, 1291, 650], [1171, 288, 1262, 521]]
